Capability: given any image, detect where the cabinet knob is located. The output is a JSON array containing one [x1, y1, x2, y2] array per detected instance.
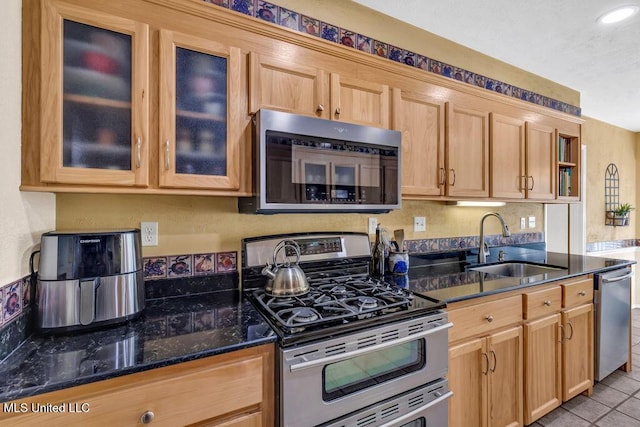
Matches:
[[316, 104, 325, 112], [485, 315, 494, 323], [544, 300, 552, 306], [578, 290, 586, 296], [335, 107, 341, 115], [140, 411, 155, 424]]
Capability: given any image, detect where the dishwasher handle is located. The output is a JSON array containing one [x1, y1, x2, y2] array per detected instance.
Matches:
[[602, 272, 634, 283]]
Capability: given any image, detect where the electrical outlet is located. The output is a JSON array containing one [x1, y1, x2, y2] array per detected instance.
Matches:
[[414, 216, 426, 232], [141, 221, 158, 246], [520, 217, 526, 229], [528, 216, 536, 229], [368, 217, 378, 235]]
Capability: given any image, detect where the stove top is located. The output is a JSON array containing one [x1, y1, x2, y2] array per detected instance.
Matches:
[[242, 232, 444, 346]]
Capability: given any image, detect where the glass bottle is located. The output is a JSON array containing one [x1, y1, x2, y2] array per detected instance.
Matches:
[[372, 224, 385, 277]]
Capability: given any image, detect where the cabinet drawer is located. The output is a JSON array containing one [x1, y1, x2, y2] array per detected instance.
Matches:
[[449, 295, 522, 342], [4, 347, 268, 427], [563, 277, 593, 308], [523, 286, 561, 320]]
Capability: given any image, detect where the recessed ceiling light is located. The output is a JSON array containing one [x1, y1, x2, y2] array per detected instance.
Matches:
[[597, 5, 639, 24]]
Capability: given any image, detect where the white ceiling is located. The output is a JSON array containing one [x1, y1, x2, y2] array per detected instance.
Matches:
[[353, 0, 640, 132]]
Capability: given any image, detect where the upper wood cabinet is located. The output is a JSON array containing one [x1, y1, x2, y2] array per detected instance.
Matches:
[[249, 52, 327, 118], [490, 113, 526, 199], [392, 88, 445, 197], [39, 0, 150, 187], [525, 122, 556, 200], [158, 29, 241, 190], [557, 130, 581, 200], [490, 114, 557, 201], [445, 103, 490, 198], [249, 53, 389, 128]]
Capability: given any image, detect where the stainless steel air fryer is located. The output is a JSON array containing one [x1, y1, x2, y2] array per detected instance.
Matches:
[[34, 229, 145, 333]]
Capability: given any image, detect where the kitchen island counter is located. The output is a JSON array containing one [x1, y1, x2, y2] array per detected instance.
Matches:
[[409, 250, 635, 303], [0, 288, 276, 403]]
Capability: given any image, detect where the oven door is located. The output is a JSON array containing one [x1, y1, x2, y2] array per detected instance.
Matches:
[[320, 379, 452, 427], [279, 314, 451, 427]]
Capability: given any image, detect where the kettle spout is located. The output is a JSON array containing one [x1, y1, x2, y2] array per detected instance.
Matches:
[[261, 264, 277, 279]]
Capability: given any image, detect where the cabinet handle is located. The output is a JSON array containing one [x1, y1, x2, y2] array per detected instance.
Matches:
[[567, 321, 574, 340], [520, 175, 527, 191], [482, 352, 489, 375], [140, 411, 155, 424], [485, 315, 493, 323], [165, 140, 170, 171], [578, 290, 586, 297], [528, 175, 535, 191], [544, 300, 552, 306], [490, 350, 497, 372], [559, 324, 565, 342], [317, 104, 325, 112], [335, 107, 341, 115], [439, 168, 446, 186], [450, 169, 456, 186], [136, 137, 141, 168]]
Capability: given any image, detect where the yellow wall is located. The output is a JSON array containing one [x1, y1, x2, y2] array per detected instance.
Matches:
[[582, 116, 637, 243], [273, 0, 580, 107], [56, 195, 544, 257]]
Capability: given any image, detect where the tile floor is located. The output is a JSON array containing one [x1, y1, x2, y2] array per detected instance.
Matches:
[[530, 308, 640, 426]]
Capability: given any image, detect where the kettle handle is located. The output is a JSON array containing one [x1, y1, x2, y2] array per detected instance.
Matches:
[[272, 240, 301, 268]]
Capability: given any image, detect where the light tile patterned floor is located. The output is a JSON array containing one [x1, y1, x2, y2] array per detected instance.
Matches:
[[530, 308, 640, 426]]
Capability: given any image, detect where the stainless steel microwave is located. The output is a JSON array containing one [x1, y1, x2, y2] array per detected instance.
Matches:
[[239, 109, 402, 214]]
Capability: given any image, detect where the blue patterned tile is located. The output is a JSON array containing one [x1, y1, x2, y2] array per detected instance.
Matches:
[[278, 7, 299, 30], [452, 67, 465, 81], [473, 74, 487, 88], [429, 59, 443, 74], [231, 0, 254, 16], [3, 280, 22, 324], [168, 255, 193, 278], [388, 45, 403, 63], [337, 29, 355, 48], [144, 256, 167, 279], [256, 1, 276, 23], [373, 40, 388, 58], [194, 253, 216, 275], [216, 251, 238, 272], [416, 55, 429, 71], [442, 64, 454, 78], [21, 277, 31, 307], [204, 0, 229, 6], [464, 71, 475, 85], [485, 79, 496, 90], [300, 15, 320, 36], [401, 50, 416, 67], [356, 34, 373, 53], [321, 22, 339, 42]]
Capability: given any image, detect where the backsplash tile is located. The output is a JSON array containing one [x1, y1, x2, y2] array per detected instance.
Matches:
[[586, 239, 640, 252], [143, 251, 238, 280], [203, 0, 581, 116], [406, 232, 545, 254]]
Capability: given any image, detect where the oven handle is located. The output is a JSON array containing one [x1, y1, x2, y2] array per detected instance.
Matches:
[[289, 322, 453, 372], [379, 390, 453, 427]]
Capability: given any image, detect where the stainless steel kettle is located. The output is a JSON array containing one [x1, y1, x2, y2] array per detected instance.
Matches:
[[261, 240, 309, 297]]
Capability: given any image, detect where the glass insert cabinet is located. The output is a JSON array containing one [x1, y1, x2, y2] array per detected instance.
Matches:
[[39, 0, 240, 190]]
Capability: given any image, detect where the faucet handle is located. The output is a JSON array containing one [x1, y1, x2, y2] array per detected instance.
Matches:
[[498, 250, 505, 262]]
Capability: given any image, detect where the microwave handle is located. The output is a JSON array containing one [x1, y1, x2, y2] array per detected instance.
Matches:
[[289, 322, 453, 372], [379, 390, 453, 427]]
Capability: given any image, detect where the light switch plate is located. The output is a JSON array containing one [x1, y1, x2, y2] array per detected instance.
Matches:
[[528, 216, 536, 229], [414, 216, 426, 232], [520, 217, 526, 229], [368, 217, 378, 235]]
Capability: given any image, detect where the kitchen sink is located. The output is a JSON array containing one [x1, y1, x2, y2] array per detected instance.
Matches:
[[467, 262, 566, 278]]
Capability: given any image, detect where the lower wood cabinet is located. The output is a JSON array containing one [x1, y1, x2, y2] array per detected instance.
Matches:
[[562, 303, 594, 401], [0, 344, 274, 427]]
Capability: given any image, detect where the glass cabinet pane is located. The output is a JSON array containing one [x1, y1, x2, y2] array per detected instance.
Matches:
[[174, 48, 227, 176], [62, 20, 132, 170]]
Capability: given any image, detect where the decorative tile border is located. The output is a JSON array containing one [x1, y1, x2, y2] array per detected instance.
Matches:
[[143, 251, 238, 280], [406, 232, 545, 254], [204, 0, 581, 116], [586, 239, 640, 253]]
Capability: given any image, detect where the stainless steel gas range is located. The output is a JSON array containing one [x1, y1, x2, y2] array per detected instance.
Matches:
[[242, 232, 452, 427]]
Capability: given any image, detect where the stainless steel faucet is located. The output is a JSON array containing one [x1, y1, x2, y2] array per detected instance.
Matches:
[[478, 212, 511, 264]]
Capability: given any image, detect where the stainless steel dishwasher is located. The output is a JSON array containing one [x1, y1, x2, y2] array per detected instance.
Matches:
[[594, 266, 634, 381]]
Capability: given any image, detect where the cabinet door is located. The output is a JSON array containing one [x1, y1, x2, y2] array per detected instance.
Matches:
[[445, 103, 489, 197], [488, 326, 523, 427], [490, 114, 525, 199], [524, 314, 562, 425], [40, 0, 149, 186], [449, 337, 488, 427], [158, 30, 241, 190], [330, 74, 389, 128], [392, 88, 445, 196], [562, 304, 594, 401], [249, 52, 327, 118], [525, 123, 556, 200]]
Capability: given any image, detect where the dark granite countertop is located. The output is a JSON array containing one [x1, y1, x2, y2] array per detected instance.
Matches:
[[0, 289, 276, 403], [409, 249, 636, 304]]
